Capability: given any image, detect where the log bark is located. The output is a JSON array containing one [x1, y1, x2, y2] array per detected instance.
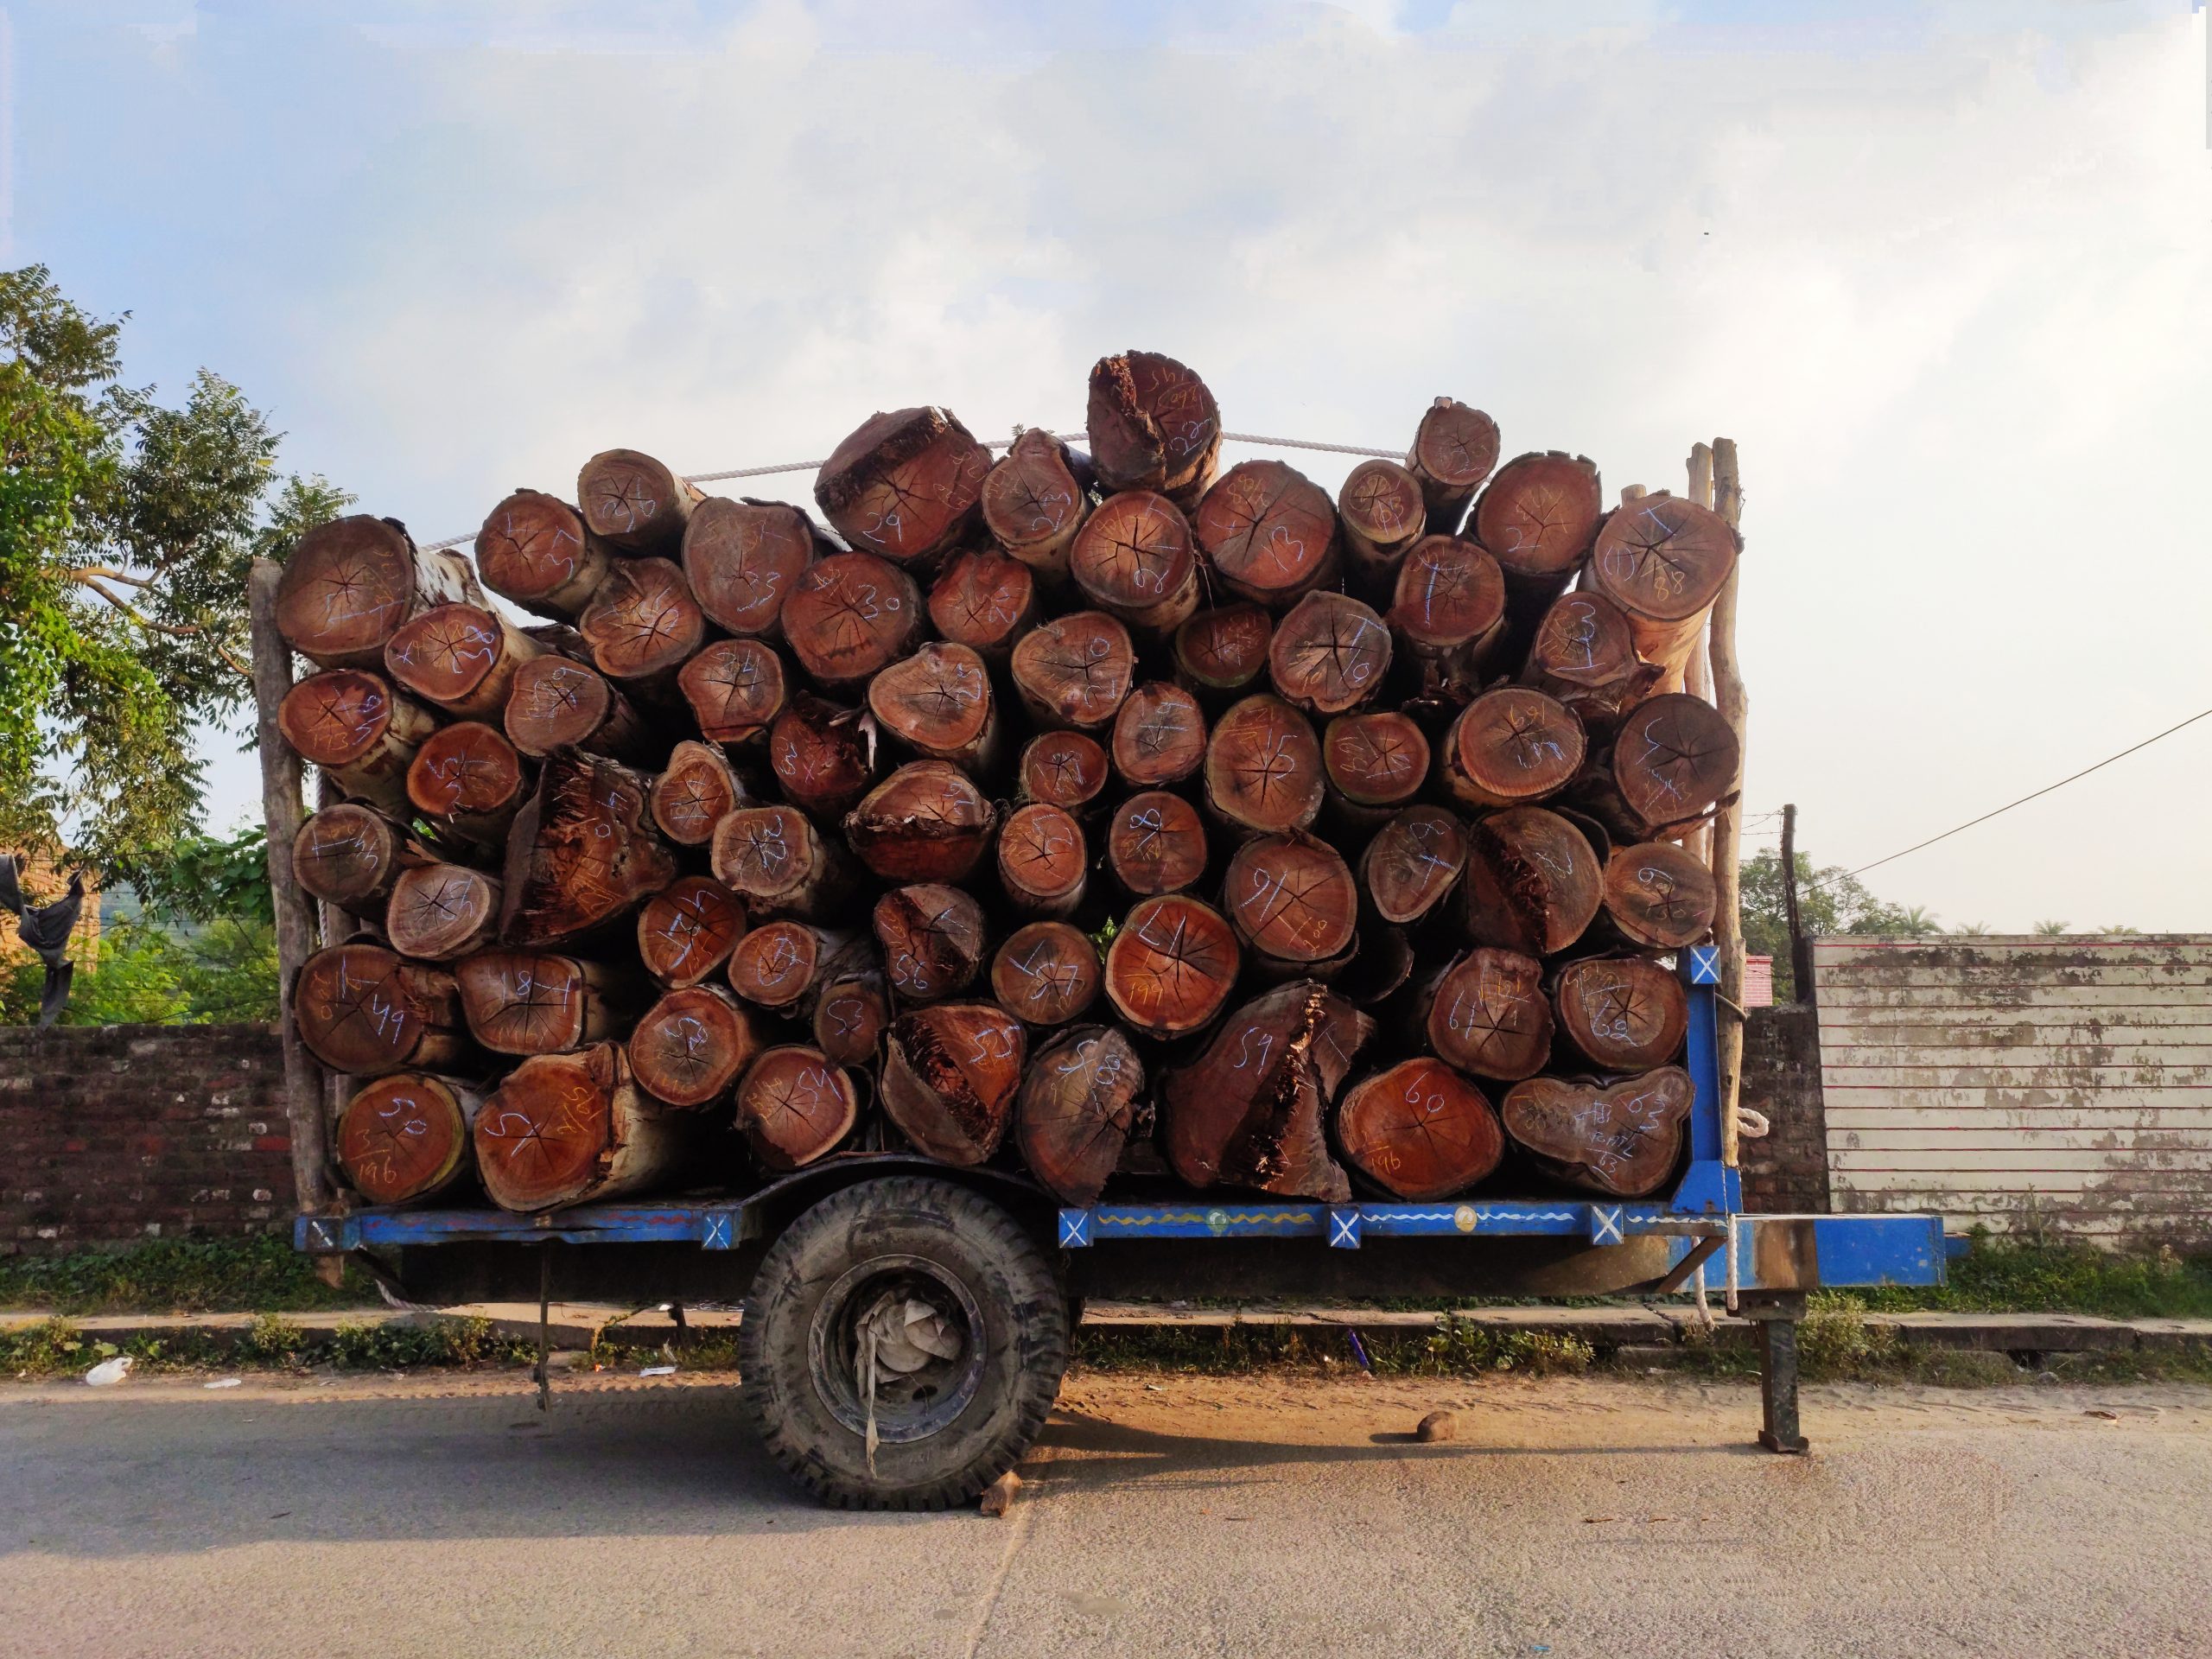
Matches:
[[781, 550, 925, 689], [1337, 1059, 1504, 1201], [383, 603, 543, 720], [1601, 841, 1718, 950], [499, 749, 679, 947], [276, 515, 483, 669], [1019, 731, 1109, 811], [981, 429, 1093, 578], [627, 983, 765, 1109], [842, 761, 997, 884], [1359, 805, 1467, 925], [1554, 957, 1689, 1071], [1105, 791, 1209, 898], [1459, 806, 1603, 957], [813, 406, 991, 565], [711, 803, 855, 920], [1203, 694, 1323, 835], [1224, 830, 1358, 970], [292, 803, 416, 913], [728, 921, 857, 1012], [736, 1046, 860, 1170], [1590, 692, 1740, 841], [880, 1002, 1027, 1166], [636, 875, 749, 988], [1387, 533, 1506, 700], [455, 949, 632, 1055], [681, 496, 820, 637], [277, 669, 440, 814], [1085, 351, 1221, 510], [1499, 1067, 1694, 1198], [336, 1073, 480, 1206], [1193, 461, 1340, 608], [474, 1042, 703, 1211], [874, 883, 989, 1003], [1425, 948, 1553, 1082], [1069, 490, 1202, 634], [768, 694, 876, 817], [927, 548, 1039, 663], [1017, 1024, 1145, 1205], [577, 556, 706, 683], [576, 449, 703, 555], [813, 969, 891, 1067], [1406, 397, 1501, 535], [650, 739, 747, 846], [1523, 590, 1659, 727], [1585, 492, 1738, 690], [990, 921, 1103, 1027], [474, 490, 613, 620], [406, 721, 531, 847], [295, 944, 469, 1077], [1173, 604, 1273, 701], [867, 641, 997, 767], [1009, 609, 1136, 731], [1472, 451, 1604, 602], [1267, 590, 1392, 715], [1338, 459, 1427, 588], [1322, 712, 1429, 813], [1109, 681, 1206, 789], [1103, 894, 1241, 1038], [996, 804, 1087, 918], [504, 656, 652, 763], [678, 639, 789, 745], [1160, 981, 1371, 1200], [385, 863, 503, 962], [1441, 687, 1586, 809]]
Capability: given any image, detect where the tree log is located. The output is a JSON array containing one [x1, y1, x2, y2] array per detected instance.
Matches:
[[1359, 805, 1467, 925], [874, 883, 989, 1003], [1459, 806, 1603, 957], [474, 490, 613, 620], [927, 548, 1039, 663], [1203, 694, 1323, 835], [1103, 894, 1241, 1038], [990, 921, 1103, 1027], [1425, 949, 1553, 1081], [843, 761, 997, 884], [504, 656, 651, 763], [814, 407, 991, 565], [455, 950, 631, 1055], [383, 602, 543, 720], [406, 721, 531, 848], [277, 670, 440, 814], [1554, 957, 1688, 1071], [768, 694, 875, 817], [295, 944, 469, 1077], [1105, 790, 1209, 898], [1498, 1068, 1694, 1198], [728, 921, 856, 1012], [1585, 493, 1738, 690], [474, 1043, 702, 1211], [292, 803, 416, 912], [1173, 604, 1273, 701], [650, 739, 747, 847], [499, 749, 678, 947], [1337, 1059, 1503, 1201], [1589, 692, 1740, 841], [1070, 490, 1202, 634], [678, 639, 789, 745], [813, 969, 891, 1067], [627, 983, 765, 1109], [1160, 981, 1371, 1200], [1322, 712, 1429, 813], [1601, 841, 1718, 950], [1472, 451, 1604, 602], [711, 803, 855, 920], [576, 449, 703, 555], [868, 641, 997, 767], [1019, 731, 1109, 812], [336, 1073, 480, 1206], [1441, 687, 1586, 809], [781, 550, 925, 690], [1017, 1025, 1144, 1205], [385, 863, 502, 962], [1268, 590, 1392, 715], [1110, 682, 1207, 789], [981, 429, 1093, 577], [577, 556, 706, 683], [996, 804, 1087, 918], [736, 1046, 861, 1170], [1224, 830, 1357, 970], [682, 496, 820, 637], [1387, 533, 1506, 700], [880, 1002, 1027, 1166], [1009, 609, 1136, 731], [1085, 351, 1221, 510], [276, 515, 483, 669], [1523, 590, 1658, 727], [1338, 459, 1427, 588], [1193, 461, 1340, 608], [636, 875, 748, 988], [1406, 397, 1501, 535]]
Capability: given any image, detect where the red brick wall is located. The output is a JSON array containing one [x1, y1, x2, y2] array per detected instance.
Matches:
[[1738, 1003, 1831, 1213], [0, 1025, 293, 1255]]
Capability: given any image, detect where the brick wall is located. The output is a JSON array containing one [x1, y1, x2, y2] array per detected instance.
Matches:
[[0, 1024, 292, 1255], [1738, 1002, 1830, 1213]]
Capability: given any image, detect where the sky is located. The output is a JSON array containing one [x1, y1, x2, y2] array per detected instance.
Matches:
[[11, 0, 2211, 931]]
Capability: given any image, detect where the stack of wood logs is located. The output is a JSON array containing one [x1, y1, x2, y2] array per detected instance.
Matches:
[[275, 362, 1738, 1216]]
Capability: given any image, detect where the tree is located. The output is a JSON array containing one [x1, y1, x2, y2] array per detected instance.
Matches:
[[0, 265, 347, 880], [2032, 918, 2071, 937], [1738, 849, 1923, 1001]]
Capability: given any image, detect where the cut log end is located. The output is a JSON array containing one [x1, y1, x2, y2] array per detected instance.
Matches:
[[1020, 731, 1109, 810], [1525, 591, 1657, 724], [881, 1002, 1027, 1166], [577, 449, 697, 553], [1554, 957, 1689, 1071], [874, 883, 989, 1003], [276, 515, 474, 668], [407, 721, 528, 827], [990, 922, 1103, 1027], [1017, 1025, 1144, 1205], [737, 1046, 861, 1170], [1009, 610, 1136, 731], [384, 603, 537, 718], [679, 639, 790, 746], [782, 551, 924, 688], [386, 863, 502, 962], [1359, 806, 1468, 925], [296, 944, 461, 1077], [682, 496, 817, 637], [868, 641, 995, 764], [728, 921, 828, 1010], [499, 750, 678, 948], [1607, 694, 1740, 838], [982, 429, 1092, 574], [1103, 895, 1241, 1037], [504, 657, 645, 761], [578, 556, 705, 683], [1602, 842, 1718, 950], [1086, 351, 1221, 508], [651, 740, 743, 846], [1323, 712, 1430, 809], [1460, 807, 1603, 957], [293, 803, 407, 911], [629, 984, 764, 1109], [454, 950, 611, 1056], [1444, 687, 1586, 809], [1426, 949, 1554, 1082], [711, 804, 846, 917], [997, 804, 1087, 915], [928, 549, 1039, 659], [1473, 451, 1604, 580], [1173, 604, 1273, 695], [636, 876, 748, 988], [1338, 460, 1427, 571], [843, 762, 996, 884], [1110, 682, 1207, 788], [813, 974, 891, 1067], [1408, 398, 1501, 531], [1071, 490, 1200, 631], [769, 694, 875, 817], [1338, 1059, 1503, 1201], [1203, 695, 1324, 835], [1106, 790, 1210, 898], [1194, 461, 1340, 608], [336, 1074, 475, 1206], [475, 490, 608, 619], [1500, 1069, 1694, 1198], [813, 406, 990, 564], [1268, 591, 1392, 715], [1224, 831, 1357, 967]]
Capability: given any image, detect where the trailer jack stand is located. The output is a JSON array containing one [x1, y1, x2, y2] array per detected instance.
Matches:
[[1743, 1294, 1808, 1455]]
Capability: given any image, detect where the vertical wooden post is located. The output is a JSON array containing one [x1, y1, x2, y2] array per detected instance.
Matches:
[[249, 561, 334, 1222], [1779, 801, 1813, 1007], [1707, 440, 1748, 1168], [1683, 446, 1717, 866]]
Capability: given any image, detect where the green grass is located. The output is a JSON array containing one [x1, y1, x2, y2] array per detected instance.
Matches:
[[2, 1314, 538, 1379], [1860, 1232, 2212, 1321], [0, 1236, 370, 1315], [1072, 1317, 1595, 1379]]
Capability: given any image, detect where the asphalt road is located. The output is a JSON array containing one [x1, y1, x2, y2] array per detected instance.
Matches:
[[3, 1370, 2207, 1658]]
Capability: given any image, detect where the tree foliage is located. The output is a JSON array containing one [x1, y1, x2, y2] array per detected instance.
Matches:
[[1739, 849, 1925, 1000]]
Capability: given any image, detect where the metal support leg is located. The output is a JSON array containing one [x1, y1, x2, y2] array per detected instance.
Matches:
[[533, 1247, 553, 1414], [1750, 1300, 1808, 1454]]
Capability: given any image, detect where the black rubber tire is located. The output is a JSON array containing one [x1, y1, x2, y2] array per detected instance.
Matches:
[[739, 1176, 1066, 1510]]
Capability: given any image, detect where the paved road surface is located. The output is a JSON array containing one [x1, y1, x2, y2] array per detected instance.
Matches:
[[3, 1370, 2206, 1658]]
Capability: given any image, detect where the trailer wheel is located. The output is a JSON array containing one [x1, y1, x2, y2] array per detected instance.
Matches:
[[739, 1176, 1066, 1510]]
